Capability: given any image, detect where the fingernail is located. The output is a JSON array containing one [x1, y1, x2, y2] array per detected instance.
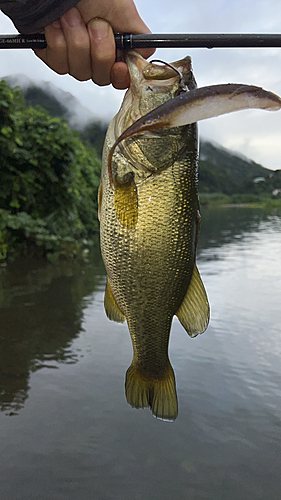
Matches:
[[90, 18, 110, 41], [62, 8, 81, 27]]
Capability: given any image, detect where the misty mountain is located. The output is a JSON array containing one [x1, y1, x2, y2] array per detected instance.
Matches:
[[2, 74, 96, 129], [200, 140, 270, 180], [2, 75, 108, 157], [1, 75, 277, 193], [198, 140, 274, 194]]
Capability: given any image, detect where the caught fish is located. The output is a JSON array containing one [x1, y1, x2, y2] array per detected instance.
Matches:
[[99, 51, 281, 421], [108, 82, 281, 178]]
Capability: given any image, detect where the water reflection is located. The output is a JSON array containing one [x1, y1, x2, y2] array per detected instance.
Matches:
[[1, 207, 281, 499], [0, 246, 105, 415], [201, 205, 273, 244], [198, 205, 281, 255], [0, 207, 280, 417]]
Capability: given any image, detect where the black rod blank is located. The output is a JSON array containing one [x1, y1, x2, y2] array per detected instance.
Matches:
[[117, 33, 281, 49], [1, 33, 281, 50], [0, 34, 47, 49]]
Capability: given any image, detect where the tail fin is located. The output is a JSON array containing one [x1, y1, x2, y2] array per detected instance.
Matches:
[[125, 362, 178, 421]]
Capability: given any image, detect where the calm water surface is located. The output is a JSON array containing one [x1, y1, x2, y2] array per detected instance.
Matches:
[[1, 207, 281, 500]]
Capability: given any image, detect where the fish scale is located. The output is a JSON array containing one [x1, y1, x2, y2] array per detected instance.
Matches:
[[100, 106, 201, 420], [99, 51, 281, 421]]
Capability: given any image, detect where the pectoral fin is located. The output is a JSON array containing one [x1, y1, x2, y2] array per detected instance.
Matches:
[[104, 279, 125, 323], [176, 264, 209, 337], [114, 176, 138, 229]]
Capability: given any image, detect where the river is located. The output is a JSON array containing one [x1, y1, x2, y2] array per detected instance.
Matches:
[[0, 206, 281, 500]]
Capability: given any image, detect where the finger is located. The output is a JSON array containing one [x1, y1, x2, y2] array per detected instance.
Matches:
[[60, 8, 92, 81], [77, 0, 155, 61], [106, 0, 155, 60], [34, 21, 69, 75], [110, 62, 130, 90], [88, 18, 116, 86]]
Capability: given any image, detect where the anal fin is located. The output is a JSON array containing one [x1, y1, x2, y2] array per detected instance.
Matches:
[[176, 264, 209, 338], [104, 279, 125, 323]]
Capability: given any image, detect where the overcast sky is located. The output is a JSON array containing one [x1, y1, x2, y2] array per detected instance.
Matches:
[[0, 0, 281, 169]]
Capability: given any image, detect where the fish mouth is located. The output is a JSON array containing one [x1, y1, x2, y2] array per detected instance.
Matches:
[[126, 51, 193, 89], [143, 56, 192, 82]]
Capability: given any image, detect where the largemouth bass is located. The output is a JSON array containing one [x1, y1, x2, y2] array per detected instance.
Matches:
[[99, 51, 281, 421]]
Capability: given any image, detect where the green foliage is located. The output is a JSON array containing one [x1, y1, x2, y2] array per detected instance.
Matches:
[[20, 82, 107, 157], [198, 160, 238, 194], [79, 120, 108, 158], [24, 86, 69, 119], [0, 80, 101, 260], [199, 141, 281, 198], [199, 192, 232, 206], [199, 192, 281, 209], [200, 141, 270, 186]]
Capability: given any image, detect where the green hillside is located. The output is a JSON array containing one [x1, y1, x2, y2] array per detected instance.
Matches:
[[199, 141, 281, 197], [198, 159, 238, 194], [6, 78, 280, 197], [0, 80, 101, 261], [24, 86, 69, 119], [22, 84, 107, 157], [199, 140, 270, 185]]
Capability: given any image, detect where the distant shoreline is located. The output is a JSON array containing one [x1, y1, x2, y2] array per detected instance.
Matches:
[[199, 193, 281, 209]]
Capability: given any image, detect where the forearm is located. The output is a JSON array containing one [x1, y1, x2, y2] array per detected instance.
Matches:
[[0, 0, 79, 33]]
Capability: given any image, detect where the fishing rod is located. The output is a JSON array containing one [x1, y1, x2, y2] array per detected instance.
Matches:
[[1, 33, 281, 50]]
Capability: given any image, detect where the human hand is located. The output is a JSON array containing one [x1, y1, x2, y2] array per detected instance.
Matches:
[[34, 0, 155, 89]]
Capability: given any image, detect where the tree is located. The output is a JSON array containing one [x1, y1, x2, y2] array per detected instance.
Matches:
[[0, 80, 101, 260]]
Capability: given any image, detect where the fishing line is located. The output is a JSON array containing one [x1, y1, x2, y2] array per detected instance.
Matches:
[[149, 59, 188, 92]]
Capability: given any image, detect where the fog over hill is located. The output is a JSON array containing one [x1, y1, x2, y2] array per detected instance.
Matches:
[[2, 75, 279, 194], [199, 140, 270, 184], [2, 74, 108, 157], [2, 74, 99, 130]]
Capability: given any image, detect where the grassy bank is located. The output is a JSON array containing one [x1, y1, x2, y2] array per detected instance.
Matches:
[[199, 192, 281, 209]]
